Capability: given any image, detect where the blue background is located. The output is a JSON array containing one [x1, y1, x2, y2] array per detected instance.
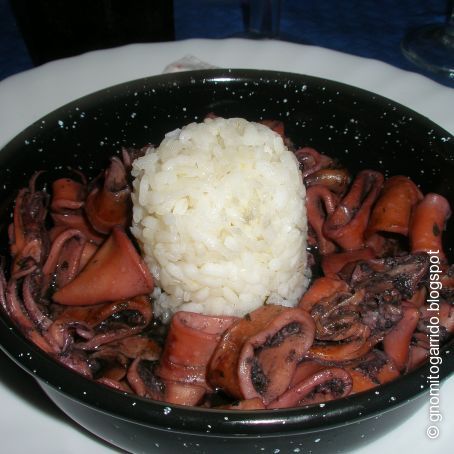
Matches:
[[0, 0, 452, 87]]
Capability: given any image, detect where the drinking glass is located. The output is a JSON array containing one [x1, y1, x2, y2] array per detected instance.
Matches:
[[238, 0, 282, 39], [401, 2, 454, 78]]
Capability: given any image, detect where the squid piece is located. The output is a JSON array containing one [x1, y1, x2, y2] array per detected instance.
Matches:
[[349, 253, 429, 301], [346, 350, 400, 394], [90, 336, 161, 383], [321, 248, 375, 277], [92, 353, 129, 382], [406, 287, 427, 308], [0, 269, 55, 354], [366, 175, 423, 238], [208, 305, 315, 404], [41, 229, 93, 293], [308, 325, 381, 362], [306, 185, 339, 255], [267, 367, 352, 409], [127, 357, 206, 406], [383, 302, 420, 371], [126, 357, 165, 401], [48, 296, 153, 352], [9, 178, 50, 277], [85, 157, 132, 234], [419, 301, 454, 339], [323, 170, 384, 251], [238, 309, 316, 404], [364, 233, 405, 258], [57, 350, 93, 377], [407, 332, 430, 372], [163, 380, 207, 406], [50, 177, 105, 244], [294, 147, 333, 179], [305, 168, 351, 195], [77, 296, 154, 350], [46, 306, 94, 352], [53, 226, 153, 306], [50, 178, 86, 212], [342, 254, 428, 340], [1, 269, 34, 333], [22, 273, 52, 331], [289, 360, 325, 385], [310, 290, 366, 342], [299, 276, 350, 312], [301, 285, 386, 363], [409, 193, 451, 260], [92, 335, 161, 361], [157, 312, 237, 389], [50, 213, 105, 245]]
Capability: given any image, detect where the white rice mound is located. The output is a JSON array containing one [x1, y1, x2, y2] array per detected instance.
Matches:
[[131, 117, 309, 321]]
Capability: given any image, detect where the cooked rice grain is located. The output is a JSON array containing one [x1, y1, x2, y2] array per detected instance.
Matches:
[[131, 117, 309, 321]]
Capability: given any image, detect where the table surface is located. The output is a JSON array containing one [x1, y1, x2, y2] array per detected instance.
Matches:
[[0, 0, 453, 88]]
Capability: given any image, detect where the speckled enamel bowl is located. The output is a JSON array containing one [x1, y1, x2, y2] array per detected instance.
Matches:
[[0, 69, 453, 454]]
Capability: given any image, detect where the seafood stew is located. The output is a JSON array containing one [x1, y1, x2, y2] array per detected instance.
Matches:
[[0, 110, 452, 409]]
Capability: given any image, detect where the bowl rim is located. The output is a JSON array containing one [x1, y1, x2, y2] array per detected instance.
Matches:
[[0, 68, 453, 436]]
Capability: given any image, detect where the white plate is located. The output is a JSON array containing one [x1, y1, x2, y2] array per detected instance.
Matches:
[[0, 39, 452, 454]]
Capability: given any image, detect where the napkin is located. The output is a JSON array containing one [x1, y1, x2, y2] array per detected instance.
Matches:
[[163, 55, 218, 73]]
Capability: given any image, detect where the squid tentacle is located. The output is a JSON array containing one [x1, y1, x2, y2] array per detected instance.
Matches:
[[294, 147, 333, 179], [267, 367, 353, 409], [305, 168, 351, 195], [157, 311, 237, 389], [323, 170, 384, 251], [306, 185, 339, 255], [85, 157, 132, 235]]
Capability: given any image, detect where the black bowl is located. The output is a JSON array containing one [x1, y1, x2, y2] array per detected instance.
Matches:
[[0, 69, 453, 454]]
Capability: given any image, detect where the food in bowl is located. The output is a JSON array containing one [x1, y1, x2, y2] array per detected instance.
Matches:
[[0, 116, 452, 410]]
